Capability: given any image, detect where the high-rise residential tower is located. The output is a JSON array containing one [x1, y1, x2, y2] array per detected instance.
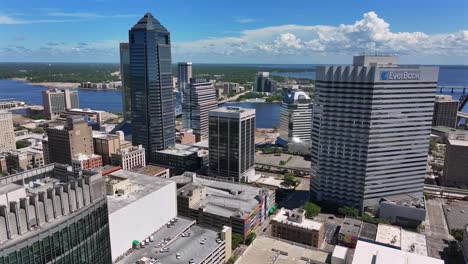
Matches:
[[0, 111, 15, 153], [42, 89, 79, 120], [310, 55, 438, 209], [432, 95, 458, 128], [279, 91, 313, 144], [209, 107, 256, 182], [178, 62, 193, 94], [182, 78, 218, 141], [129, 13, 175, 162], [119, 42, 131, 121]]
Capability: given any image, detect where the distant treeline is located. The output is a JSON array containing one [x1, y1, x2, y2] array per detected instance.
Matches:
[[179, 64, 313, 84], [0, 63, 120, 83], [0, 63, 313, 84]]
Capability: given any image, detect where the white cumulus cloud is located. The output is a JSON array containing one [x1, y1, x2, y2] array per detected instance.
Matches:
[[173, 11, 468, 63]]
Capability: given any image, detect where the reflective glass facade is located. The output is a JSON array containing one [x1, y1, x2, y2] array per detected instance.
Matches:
[[120, 43, 132, 121], [0, 198, 111, 264], [129, 13, 175, 162]]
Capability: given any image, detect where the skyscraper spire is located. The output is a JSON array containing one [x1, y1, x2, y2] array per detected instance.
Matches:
[[129, 13, 175, 163]]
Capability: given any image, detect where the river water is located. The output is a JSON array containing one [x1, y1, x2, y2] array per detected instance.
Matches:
[[1, 65, 467, 128]]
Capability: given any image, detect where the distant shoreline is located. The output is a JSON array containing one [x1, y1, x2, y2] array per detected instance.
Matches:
[[8, 78, 119, 91]]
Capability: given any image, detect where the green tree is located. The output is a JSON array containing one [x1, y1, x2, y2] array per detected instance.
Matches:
[[231, 233, 244, 250], [450, 229, 465, 242], [338, 206, 360, 217], [303, 202, 321, 218], [281, 172, 298, 188], [31, 127, 45, 134], [246, 232, 256, 245], [226, 256, 238, 264], [16, 140, 31, 149]]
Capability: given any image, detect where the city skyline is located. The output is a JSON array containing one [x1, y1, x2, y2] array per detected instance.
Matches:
[[0, 0, 467, 64]]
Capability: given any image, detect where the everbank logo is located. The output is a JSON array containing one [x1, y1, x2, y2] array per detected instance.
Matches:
[[380, 71, 420, 81]]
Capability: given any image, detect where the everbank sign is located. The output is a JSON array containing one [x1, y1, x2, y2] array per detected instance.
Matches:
[[380, 71, 420, 81]]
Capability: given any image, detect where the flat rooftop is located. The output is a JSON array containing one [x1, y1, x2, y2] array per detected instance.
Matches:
[[339, 218, 362, 236], [382, 194, 425, 209], [132, 165, 168, 176], [376, 224, 401, 248], [187, 176, 270, 219], [448, 139, 468, 147], [272, 208, 323, 231], [352, 241, 443, 264], [117, 217, 223, 264], [442, 200, 468, 230], [359, 222, 378, 241], [238, 236, 330, 264], [156, 144, 200, 157], [400, 230, 428, 256], [106, 170, 174, 214]]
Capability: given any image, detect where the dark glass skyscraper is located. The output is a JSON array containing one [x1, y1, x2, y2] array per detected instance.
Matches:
[[129, 13, 175, 162]]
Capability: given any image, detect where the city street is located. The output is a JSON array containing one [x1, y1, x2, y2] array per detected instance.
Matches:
[[424, 198, 453, 259]]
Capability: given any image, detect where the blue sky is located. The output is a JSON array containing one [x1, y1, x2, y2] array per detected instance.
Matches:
[[0, 0, 467, 64]]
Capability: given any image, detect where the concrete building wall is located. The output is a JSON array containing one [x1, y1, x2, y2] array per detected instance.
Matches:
[[379, 202, 426, 227], [108, 181, 177, 261], [0, 112, 15, 153], [442, 140, 468, 186], [94, 135, 121, 165]]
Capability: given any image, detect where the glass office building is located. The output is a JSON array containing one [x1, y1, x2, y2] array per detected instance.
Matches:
[[129, 13, 175, 162], [208, 107, 256, 182], [0, 199, 111, 264], [120, 43, 131, 121]]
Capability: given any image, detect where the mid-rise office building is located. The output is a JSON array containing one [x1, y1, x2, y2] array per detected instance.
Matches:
[[432, 95, 458, 128], [279, 91, 313, 144], [111, 145, 146, 170], [442, 137, 468, 186], [271, 208, 324, 248], [0, 164, 112, 263], [178, 62, 192, 94], [208, 107, 256, 182], [177, 174, 275, 239], [182, 78, 218, 141], [0, 149, 44, 174], [0, 111, 15, 153], [42, 89, 79, 120], [71, 153, 103, 173], [46, 116, 94, 165], [129, 13, 175, 162], [255, 72, 276, 93], [223, 82, 241, 94], [120, 42, 131, 121], [152, 143, 208, 175], [311, 55, 438, 209], [93, 133, 121, 165], [105, 169, 177, 261]]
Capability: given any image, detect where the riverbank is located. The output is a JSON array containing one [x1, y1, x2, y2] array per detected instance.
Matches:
[[10, 78, 80, 89]]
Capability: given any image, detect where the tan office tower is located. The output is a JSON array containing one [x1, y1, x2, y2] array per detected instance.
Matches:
[[46, 116, 94, 165], [93, 134, 121, 165], [0, 111, 16, 152], [42, 89, 79, 120]]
